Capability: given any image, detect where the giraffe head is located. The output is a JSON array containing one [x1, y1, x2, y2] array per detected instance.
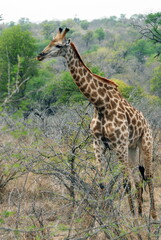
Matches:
[[37, 27, 70, 61]]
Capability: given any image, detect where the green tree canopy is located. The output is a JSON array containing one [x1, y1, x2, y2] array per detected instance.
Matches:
[[150, 66, 161, 97], [83, 31, 94, 47], [0, 25, 37, 105], [127, 39, 156, 62], [95, 28, 105, 43]]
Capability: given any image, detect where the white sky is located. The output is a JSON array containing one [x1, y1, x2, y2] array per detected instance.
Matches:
[[1, 0, 161, 23]]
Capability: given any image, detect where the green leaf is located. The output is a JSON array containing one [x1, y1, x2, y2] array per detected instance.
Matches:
[[1, 211, 16, 218], [0, 218, 5, 224]]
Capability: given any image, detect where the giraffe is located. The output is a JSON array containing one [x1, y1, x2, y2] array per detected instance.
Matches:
[[37, 27, 157, 219]]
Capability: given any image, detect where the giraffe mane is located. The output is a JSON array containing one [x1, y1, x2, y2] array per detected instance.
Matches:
[[70, 42, 118, 87]]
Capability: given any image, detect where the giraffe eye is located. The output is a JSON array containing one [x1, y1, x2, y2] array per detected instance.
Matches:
[[56, 44, 62, 48]]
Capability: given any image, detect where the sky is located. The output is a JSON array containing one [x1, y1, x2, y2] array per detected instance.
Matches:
[[1, 0, 161, 23]]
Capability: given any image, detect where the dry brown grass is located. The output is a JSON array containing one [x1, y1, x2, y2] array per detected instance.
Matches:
[[0, 118, 161, 240]]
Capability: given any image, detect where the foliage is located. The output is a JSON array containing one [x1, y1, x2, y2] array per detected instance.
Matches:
[[0, 104, 161, 239], [95, 28, 105, 43], [0, 25, 37, 106], [83, 30, 94, 47], [41, 21, 58, 39], [1, 13, 161, 240], [135, 13, 161, 59], [112, 78, 134, 98], [150, 65, 161, 97], [127, 39, 156, 62], [52, 71, 86, 104], [0, 13, 161, 111], [80, 20, 89, 30], [144, 12, 161, 43]]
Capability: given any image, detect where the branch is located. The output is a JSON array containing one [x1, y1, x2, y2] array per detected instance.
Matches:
[[1, 77, 29, 107]]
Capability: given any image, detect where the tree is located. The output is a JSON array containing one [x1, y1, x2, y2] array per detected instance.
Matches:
[[0, 25, 37, 106], [95, 28, 105, 43], [41, 22, 55, 39], [127, 39, 156, 62], [150, 66, 161, 97], [80, 20, 89, 30], [142, 13, 161, 44], [134, 13, 161, 59], [83, 31, 94, 47], [52, 71, 86, 104]]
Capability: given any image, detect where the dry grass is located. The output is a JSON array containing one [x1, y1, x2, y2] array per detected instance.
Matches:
[[1, 164, 161, 240], [1, 113, 161, 240]]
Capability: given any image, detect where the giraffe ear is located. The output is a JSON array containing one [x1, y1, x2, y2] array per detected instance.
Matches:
[[59, 27, 63, 33], [64, 39, 71, 46]]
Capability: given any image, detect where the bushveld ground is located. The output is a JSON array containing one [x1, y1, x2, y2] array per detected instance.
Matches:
[[0, 103, 161, 240]]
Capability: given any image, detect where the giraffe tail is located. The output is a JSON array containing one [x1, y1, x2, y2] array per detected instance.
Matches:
[[139, 165, 146, 181], [139, 165, 149, 193]]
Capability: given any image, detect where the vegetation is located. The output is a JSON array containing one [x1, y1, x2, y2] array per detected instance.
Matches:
[[0, 13, 161, 239], [0, 13, 161, 110]]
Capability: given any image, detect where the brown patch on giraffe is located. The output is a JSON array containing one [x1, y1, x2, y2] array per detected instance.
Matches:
[[98, 88, 106, 97], [98, 81, 103, 87], [70, 66, 75, 73], [129, 125, 134, 139], [119, 101, 124, 109], [84, 92, 90, 98], [87, 86, 92, 94], [115, 118, 124, 127], [108, 133, 117, 142], [70, 60, 75, 66], [75, 61, 78, 67], [108, 91, 112, 98], [126, 112, 131, 124], [93, 121, 102, 132], [93, 79, 98, 87], [118, 113, 125, 120], [138, 127, 143, 135], [105, 122, 114, 132], [132, 118, 137, 125], [115, 129, 121, 138], [121, 125, 126, 132], [108, 110, 117, 121], [128, 110, 134, 118], [95, 98, 104, 107], [137, 121, 141, 127], [110, 100, 117, 109], [114, 93, 122, 99], [123, 99, 129, 106], [73, 74, 76, 79], [76, 75, 80, 81], [83, 68, 87, 75], [102, 116, 106, 125], [90, 82, 96, 90], [87, 73, 92, 81], [80, 83, 88, 91], [79, 68, 83, 75], [105, 95, 110, 102], [113, 98, 119, 103], [111, 142, 117, 148], [91, 91, 97, 98], [80, 77, 86, 85]]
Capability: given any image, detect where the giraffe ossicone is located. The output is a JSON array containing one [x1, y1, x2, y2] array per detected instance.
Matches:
[[37, 27, 157, 219]]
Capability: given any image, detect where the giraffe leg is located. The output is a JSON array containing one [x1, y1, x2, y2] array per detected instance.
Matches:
[[141, 133, 157, 219], [117, 146, 136, 216], [129, 148, 143, 217], [93, 137, 107, 183]]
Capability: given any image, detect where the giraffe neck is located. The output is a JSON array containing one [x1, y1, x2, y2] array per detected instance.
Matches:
[[65, 42, 119, 110]]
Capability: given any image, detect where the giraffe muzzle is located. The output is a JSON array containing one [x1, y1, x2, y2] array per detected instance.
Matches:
[[37, 52, 47, 61]]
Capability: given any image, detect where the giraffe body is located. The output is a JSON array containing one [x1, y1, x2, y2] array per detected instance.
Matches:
[[37, 27, 157, 219]]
